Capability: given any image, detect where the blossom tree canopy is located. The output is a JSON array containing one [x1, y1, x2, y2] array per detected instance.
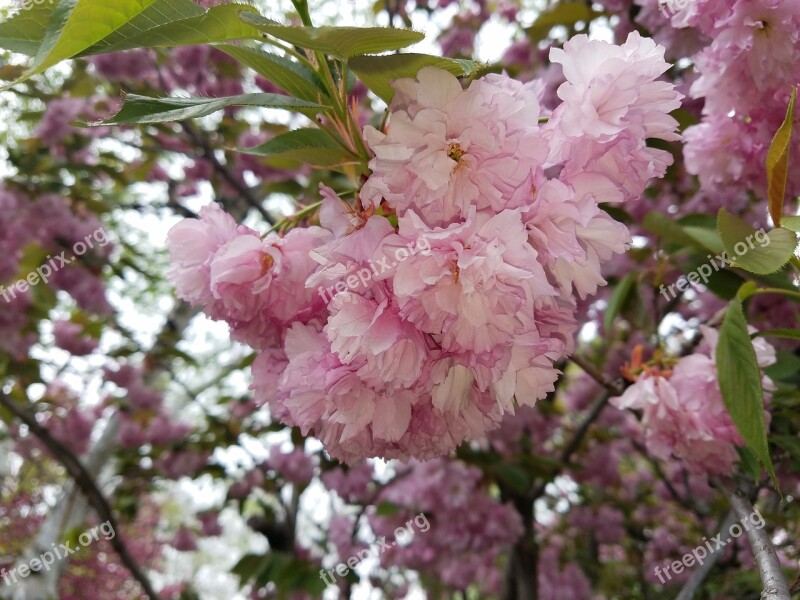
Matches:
[[0, 0, 798, 599]]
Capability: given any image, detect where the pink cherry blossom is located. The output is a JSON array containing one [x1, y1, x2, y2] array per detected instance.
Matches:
[[611, 328, 776, 475]]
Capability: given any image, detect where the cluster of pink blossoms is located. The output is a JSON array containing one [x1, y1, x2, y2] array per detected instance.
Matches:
[[167, 32, 682, 463], [630, 0, 800, 200], [611, 327, 776, 475], [368, 459, 523, 595]]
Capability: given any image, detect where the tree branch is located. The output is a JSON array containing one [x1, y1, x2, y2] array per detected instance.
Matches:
[[180, 121, 274, 225], [531, 391, 611, 500], [570, 354, 624, 396], [717, 480, 789, 600], [674, 510, 737, 600], [0, 393, 162, 600]]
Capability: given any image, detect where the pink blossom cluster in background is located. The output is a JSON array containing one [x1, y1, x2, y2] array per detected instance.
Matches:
[[612, 327, 777, 475], [167, 32, 682, 463], [368, 459, 524, 595], [0, 186, 112, 359], [608, 0, 800, 204]]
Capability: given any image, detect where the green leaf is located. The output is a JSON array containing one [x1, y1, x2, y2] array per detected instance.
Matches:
[[494, 463, 531, 495], [736, 446, 762, 482], [78, 0, 204, 54], [752, 328, 800, 342], [233, 554, 268, 584], [80, 2, 262, 55], [643, 211, 718, 253], [736, 280, 759, 302], [238, 127, 353, 167], [0, 3, 56, 55], [715, 298, 776, 486], [604, 272, 636, 331], [765, 351, 800, 383], [781, 215, 800, 233], [766, 86, 796, 227], [682, 225, 724, 255], [526, 1, 602, 42], [240, 13, 425, 60], [216, 44, 326, 102], [350, 53, 478, 104], [682, 254, 745, 300], [717, 208, 798, 275], [771, 435, 800, 463], [92, 92, 326, 125], [375, 501, 402, 516], [15, 0, 159, 84]]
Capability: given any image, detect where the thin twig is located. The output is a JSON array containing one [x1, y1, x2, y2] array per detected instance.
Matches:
[[674, 510, 737, 600], [631, 440, 705, 517], [570, 354, 624, 396], [717, 479, 790, 600], [531, 392, 611, 499], [179, 121, 274, 225], [0, 393, 162, 600]]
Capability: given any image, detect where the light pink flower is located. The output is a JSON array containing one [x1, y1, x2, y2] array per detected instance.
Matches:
[[549, 31, 683, 145], [611, 329, 776, 476], [362, 68, 548, 226], [166, 203, 241, 305]]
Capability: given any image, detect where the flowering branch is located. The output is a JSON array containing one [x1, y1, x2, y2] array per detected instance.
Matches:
[[717, 479, 790, 600], [0, 392, 162, 600]]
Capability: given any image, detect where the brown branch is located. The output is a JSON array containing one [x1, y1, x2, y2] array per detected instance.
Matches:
[[179, 121, 274, 225], [674, 511, 738, 600], [630, 440, 705, 517], [0, 393, 162, 600], [531, 391, 612, 500], [570, 354, 624, 396]]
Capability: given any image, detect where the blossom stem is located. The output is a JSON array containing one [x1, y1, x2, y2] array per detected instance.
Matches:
[[749, 287, 800, 302], [267, 199, 324, 234]]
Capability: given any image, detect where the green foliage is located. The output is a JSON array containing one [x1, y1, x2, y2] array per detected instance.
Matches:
[[239, 12, 425, 60], [0, 3, 56, 55], [782, 215, 800, 232], [604, 272, 636, 331], [81, 2, 262, 54], [217, 43, 327, 102], [91, 92, 327, 125], [238, 127, 355, 168], [526, 1, 603, 42], [717, 208, 798, 275], [233, 552, 325, 597], [350, 53, 479, 103], [643, 211, 721, 254], [766, 86, 796, 227], [715, 297, 777, 485], [0, 0, 265, 87], [79, 0, 205, 54], [12, 0, 159, 84], [493, 463, 532, 495]]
